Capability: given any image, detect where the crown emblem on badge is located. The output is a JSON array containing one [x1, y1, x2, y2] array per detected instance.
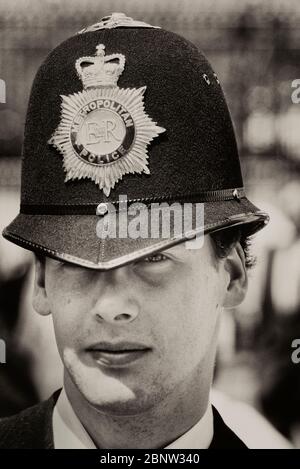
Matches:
[[49, 44, 165, 196], [75, 44, 125, 88]]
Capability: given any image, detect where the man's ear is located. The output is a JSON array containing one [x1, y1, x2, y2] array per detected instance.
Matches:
[[32, 256, 51, 316], [222, 243, 248, 308]]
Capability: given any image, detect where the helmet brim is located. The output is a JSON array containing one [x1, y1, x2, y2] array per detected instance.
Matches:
[[3, 197, 269, 270]]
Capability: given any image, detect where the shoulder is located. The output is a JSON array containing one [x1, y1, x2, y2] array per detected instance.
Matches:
[[0, 390, 60, 449], [210, 406, 248, 449], [211, 390, 293, 449]]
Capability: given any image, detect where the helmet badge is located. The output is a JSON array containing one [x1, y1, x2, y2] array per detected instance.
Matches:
[[49, 44, 165, 196]]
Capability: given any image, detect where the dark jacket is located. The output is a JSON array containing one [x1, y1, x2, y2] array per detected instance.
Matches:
[[0, 391, 247, 449]]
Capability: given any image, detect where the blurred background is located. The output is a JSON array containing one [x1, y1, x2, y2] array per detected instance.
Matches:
[[1, 0, 300, 448]]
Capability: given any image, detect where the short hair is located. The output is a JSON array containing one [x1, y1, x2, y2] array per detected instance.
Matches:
[[210, 226, 255, 269]]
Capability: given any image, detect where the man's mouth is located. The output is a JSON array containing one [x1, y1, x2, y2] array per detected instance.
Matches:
[[86, 341, 151, 367]]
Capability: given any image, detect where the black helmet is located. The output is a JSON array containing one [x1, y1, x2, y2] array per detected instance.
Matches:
[[3, 13, 269, 269]]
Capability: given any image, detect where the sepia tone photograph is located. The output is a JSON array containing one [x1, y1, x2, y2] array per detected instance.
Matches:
[[0, 0, 300, 452]]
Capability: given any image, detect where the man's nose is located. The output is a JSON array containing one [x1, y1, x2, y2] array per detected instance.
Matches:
[[91, 270, 140, 325], [94, 297, 140, 325]]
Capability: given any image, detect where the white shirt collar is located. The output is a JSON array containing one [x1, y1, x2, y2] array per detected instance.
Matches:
[[53, 388, 96, 449], [53, 388, 213, 449]]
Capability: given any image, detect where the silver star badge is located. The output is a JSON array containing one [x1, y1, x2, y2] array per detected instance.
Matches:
[[49, 44, 165, 196]]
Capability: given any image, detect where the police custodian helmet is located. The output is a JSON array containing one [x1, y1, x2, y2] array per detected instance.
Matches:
[[3, 12, 269, 269]]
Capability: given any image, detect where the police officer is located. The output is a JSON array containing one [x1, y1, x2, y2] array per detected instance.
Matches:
[[0, 13, 269, 449]]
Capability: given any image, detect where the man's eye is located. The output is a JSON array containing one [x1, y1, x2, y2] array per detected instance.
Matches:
[[142, 253, 169, 263]]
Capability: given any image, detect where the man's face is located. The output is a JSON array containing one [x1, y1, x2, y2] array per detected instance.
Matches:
[[36, 236, 231, 415]]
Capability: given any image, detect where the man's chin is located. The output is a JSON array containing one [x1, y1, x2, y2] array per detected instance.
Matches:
[[79, 387, 157, 416], [89, 400, 153, 416], [68, 375, 153, 415], [64, 358, 163, 415]]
